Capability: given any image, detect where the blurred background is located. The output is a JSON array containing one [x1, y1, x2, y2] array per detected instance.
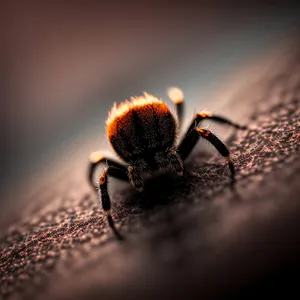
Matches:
[[2, 1, 300, 212], [1, 2, 300, 300]]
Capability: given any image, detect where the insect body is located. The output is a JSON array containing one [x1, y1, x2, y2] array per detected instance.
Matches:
[[88, 88, 246, 238]]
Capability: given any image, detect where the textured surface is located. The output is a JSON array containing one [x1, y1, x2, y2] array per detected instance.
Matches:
[[1, 41, 300, 300]]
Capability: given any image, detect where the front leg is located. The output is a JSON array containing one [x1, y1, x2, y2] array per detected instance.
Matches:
[[186, 111, 247, 135], [155, 150, 184, 176], [178, 127, 235, 186], [88, 151, 128, 188], [98, 166, 129, 240], [128, 160, 150, 192]]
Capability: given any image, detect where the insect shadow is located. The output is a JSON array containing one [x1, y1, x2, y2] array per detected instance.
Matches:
[[115, 171, 183, 213]]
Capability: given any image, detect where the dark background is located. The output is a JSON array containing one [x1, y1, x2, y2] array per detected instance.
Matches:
[[1, 1, 300, 300], [2, 1, 300, 201]]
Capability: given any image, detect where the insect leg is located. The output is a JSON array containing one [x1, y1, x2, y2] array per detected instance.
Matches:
[[128, 166, 146, 192], [185, 111, 247, 135], [155, 150, 183, 176], [88, 151, 128, 188], [99, 166, 129, 240], [168, 87, 185, 130], [178, 127, 235, 186]]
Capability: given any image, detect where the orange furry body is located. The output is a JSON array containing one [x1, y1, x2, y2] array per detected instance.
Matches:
[[105, 93, 177, 162], [106, 93, 171, 139]]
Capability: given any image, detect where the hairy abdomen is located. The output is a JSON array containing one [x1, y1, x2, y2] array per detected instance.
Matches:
[[107, 103, 177, 162]]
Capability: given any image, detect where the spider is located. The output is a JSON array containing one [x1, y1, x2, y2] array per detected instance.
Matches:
[[88, 87, 246, 239]]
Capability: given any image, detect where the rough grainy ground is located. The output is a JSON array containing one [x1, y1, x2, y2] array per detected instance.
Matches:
[[1, 41, 300, 300]]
